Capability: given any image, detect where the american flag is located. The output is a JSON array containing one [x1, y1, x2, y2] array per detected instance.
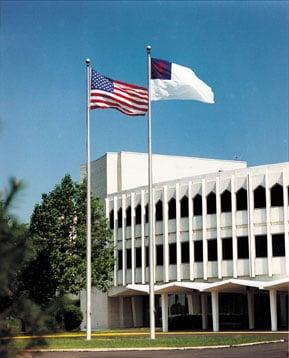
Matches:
[[90, 69, 148, 116]]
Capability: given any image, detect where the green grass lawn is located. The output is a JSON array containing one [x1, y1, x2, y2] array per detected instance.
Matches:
[[14, 334, 285, 350]]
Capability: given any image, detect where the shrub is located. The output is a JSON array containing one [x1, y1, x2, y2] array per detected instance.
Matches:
[[63, 305, 83, 331]]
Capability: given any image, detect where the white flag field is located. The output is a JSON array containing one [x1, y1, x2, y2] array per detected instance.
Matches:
[[151, 58, 214, 104]]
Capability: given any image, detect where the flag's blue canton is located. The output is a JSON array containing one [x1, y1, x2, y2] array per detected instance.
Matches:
[[91, 69, 113, 92], [151, 58, 172, 80]]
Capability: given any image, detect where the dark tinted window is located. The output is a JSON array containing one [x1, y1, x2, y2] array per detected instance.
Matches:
[[207, 192, 216, 214], [181, 242, 189, 263], [208, 239, 217, 261], [221, 190, 232, 212], [193, 194, 202, 216], [237, 236, 249, 259], [126, 248, 132, 269], [168, 198, 176, 220], [146, 246, 149, 266], [236, 188, 247, 211], [117, 208, 122, 228], [109, 210, 114, 229], [272, 233, 285, 257], [126, 206, 131, 227], [155, 200, 163, 221], [135, 204, 141, 225], [222, 237, 233, 260], [254, 186, 266, 209], [118, 250, 123, 270], [270, 184, 283, 207], [135, 247, 142, 267], [156, 245, 163, 265], [145, 204, 149, 223], [169, 243, 177, 264], [194, 241, 203, 262], [255, 235, 267, 257], [180, 196, 189, 218]]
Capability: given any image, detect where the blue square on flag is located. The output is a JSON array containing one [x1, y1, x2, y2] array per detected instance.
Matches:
[[151, 58, 172, 80]]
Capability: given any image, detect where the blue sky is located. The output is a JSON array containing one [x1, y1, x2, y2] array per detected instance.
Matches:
[[1, 1, 288, 222]]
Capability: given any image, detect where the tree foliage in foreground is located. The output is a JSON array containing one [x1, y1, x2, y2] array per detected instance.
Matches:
[[27, 174, 114, 301], [0, 179, 49, 357]]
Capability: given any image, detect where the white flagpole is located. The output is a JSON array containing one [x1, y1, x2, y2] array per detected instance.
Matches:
[[85, 58, 92, 340], [147, 45, 155, 340]]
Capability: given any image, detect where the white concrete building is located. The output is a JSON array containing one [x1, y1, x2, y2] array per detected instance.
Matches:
[[80, 152, 289, 332]]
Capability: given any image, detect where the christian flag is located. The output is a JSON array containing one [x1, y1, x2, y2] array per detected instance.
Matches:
[[151, 58, 214, 104], [90, 69, 148, 116]]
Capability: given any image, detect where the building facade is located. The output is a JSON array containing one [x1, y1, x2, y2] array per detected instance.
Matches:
[[80, 152, 289, 332]]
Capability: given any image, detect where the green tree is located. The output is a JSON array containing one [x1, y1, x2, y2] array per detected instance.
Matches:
[[27, 174, 114, 302], [0, 179, 49, 357]]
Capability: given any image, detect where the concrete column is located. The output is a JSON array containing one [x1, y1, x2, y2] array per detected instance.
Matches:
[[119, 296, 124, 328], [201, 293, 208, 330], [231, 175, 238, 278], [122, 194, 126, 286], [247, 289, 255, 329], [131, 193, 135, 284], [187, 294, 193, 315], [113, 196, 118, 286], [202, 179, 208, 280], [161, 293, 169, 332], [211, 291, 219, 332], [247, 173, 255, 277], [141, 190, 145, 284], [265, 170, 272, 277], [282, 169, 289, 275], [269, 289, 277, 331], [216, 177, 222, 279], [176, 183, 181, 281], [188, 182, 195, 280], [163, 185, 169, 282]]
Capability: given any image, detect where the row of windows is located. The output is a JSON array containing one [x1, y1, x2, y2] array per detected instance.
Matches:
[[117, 233, 286, 269], [110, 184, 288, 229]]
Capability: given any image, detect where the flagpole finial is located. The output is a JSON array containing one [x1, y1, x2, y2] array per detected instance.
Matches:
[[85, 58, 91, 66], [147, 45, 151, 53]]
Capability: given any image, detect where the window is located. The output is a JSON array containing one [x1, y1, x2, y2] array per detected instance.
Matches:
[[145, 246, 149, 266], [126, 248, 132, 269], [169, 243, 177, 264], [272, 233, 285, 257], [135, 247, 142, 267], [236, 188, 247, 211], [208, 239, 217, 261], [181, 242, 189, 263], [237, 236, 249, 259], [135, 204, 141, 225], [155, 200, 163, 221], [117, 208, 122, 228], [156, 245, 163, 265], [255, 235, 267, 257], [207, 192, 216, 214], [118, 250, 123, 270], [168, 198, 176, 219], [193, 194, 202, 216], [222, 237, 233, 260], [254, 186, 266, 209], [194, 241, 203, 262], [109, 210, 114, 229], [180, 196, 189, 218], [270, 184, 283, 207], [126, 206, 131, 227], [221, 190, 232, 212], [145, 204, 149, 223]]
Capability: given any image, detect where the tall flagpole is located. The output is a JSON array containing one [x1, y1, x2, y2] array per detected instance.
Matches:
[[147, 45, 155, 340], [85, 58, 92, 341]]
